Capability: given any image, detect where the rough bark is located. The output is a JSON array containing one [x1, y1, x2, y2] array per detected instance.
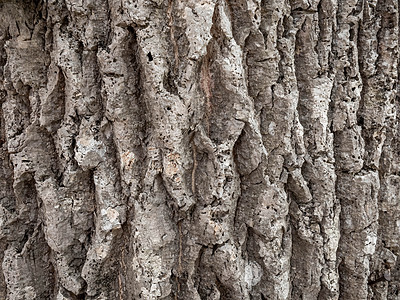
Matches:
[[0, 0, 399, 299]]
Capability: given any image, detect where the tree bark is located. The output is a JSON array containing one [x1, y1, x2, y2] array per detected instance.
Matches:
[[0, 0, 399, 299]]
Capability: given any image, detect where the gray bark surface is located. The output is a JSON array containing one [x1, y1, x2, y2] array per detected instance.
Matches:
[[0, 0, 399, 299]]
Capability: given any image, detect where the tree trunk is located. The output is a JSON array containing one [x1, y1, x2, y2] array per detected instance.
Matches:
[[0, 0, 399, 299]]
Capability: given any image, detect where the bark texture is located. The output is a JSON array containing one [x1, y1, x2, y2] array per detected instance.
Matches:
[[0, 0, 400, 299]]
